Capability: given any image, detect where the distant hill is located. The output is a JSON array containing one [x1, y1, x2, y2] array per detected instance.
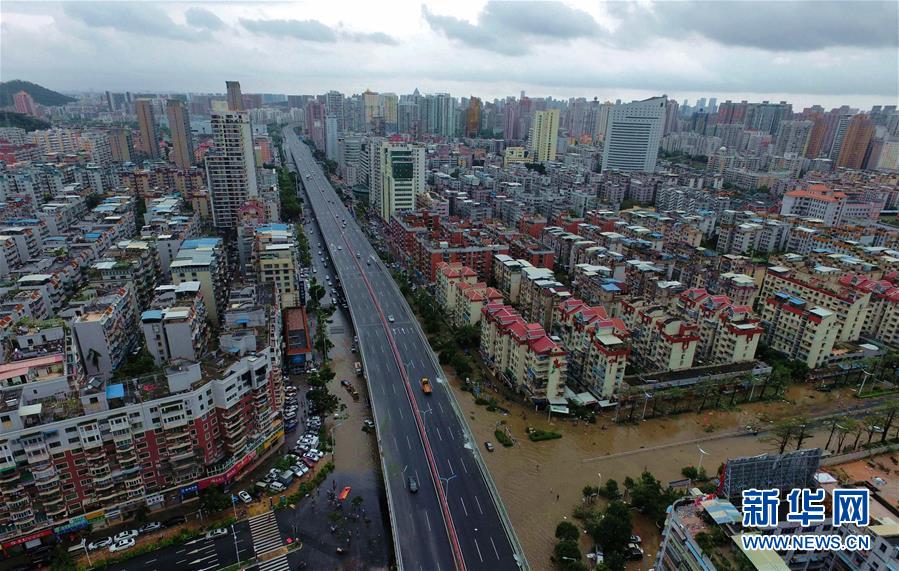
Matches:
[[0, 80, 75, 107], [0, 111, 50, 132]]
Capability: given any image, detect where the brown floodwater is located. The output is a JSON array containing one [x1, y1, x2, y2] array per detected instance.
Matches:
[[444, 372, 838, 569]]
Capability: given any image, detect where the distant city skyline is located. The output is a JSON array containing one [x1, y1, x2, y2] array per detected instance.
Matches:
[[2, 0, 896, 111]]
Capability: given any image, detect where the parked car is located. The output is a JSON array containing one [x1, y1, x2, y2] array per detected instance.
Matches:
[[164, 515, 186, 527], [109, 538, 135, 553], [268, 481, 286, 492], [238, 490, 253, 504], [387, 315, 395, 323], [302, 458, 317, 468], [113, 530, 138, 542], [484, 441, 495, 452], [630, 534, 642, 544], [87, 537, 112, 551], [205, 528, 229, 539], [139, 522, 162, 533]]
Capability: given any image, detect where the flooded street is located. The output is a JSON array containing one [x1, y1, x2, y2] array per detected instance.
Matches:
[[445, 370, 841, 568]]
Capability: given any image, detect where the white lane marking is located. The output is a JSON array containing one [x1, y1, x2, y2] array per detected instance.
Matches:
[[490, 537, 500, 559], [435, 425, 443, 441], [474, 494, 483, 514], [446, 457, 455, 475], [473, 538, 484, 562], [460, 496, 469, 516], [438, 402, 445, 414], [176, 560, 187, 565], [144, 559, 157, 564], [188, 554, 216, 564], [398, 406, 405, 420], [460, 457, 468, 474], [406, 435, 412, 450], [393, 436, 399, 451], [424, 511, 432, 532], [392, 383, 397, 395]]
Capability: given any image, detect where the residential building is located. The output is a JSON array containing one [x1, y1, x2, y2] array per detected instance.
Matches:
[[676, 289, 763, 365], [170, 238, 229, 325], [621, 298, 699, 372], [166, 100, 194, 170], [13, 91, 36, 116], [836, 114, 875, 169], [226, 80, 243, 111], [553, 298, 629, 398], [371, 142, 426, 220], [601, 96, 666, 172], [134, 100, 159, 159], [480, 302, 567, 404], [528, 109, 560, 163], [71, 287, 139, 380], [140, 282, 209, 365], [450, 281, 504, 328], [206, 112, 258, 229], [760, 292, 838, 369], [435, 262, 477, 312], [254, 224, 301, 308], [759, 265, 870, 343]]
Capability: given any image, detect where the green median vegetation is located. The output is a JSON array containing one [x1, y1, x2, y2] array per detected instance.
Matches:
[[528, 428, 562, 442], [494, 429, 514, 447]]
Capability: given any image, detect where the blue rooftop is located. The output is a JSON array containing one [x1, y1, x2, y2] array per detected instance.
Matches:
[[141, 310, 164, 321], [106, 383, 125, 400], [182, 237, 221, 249]]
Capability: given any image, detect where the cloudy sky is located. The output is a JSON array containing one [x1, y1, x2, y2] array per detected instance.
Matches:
[[1, 0, 896, 109]]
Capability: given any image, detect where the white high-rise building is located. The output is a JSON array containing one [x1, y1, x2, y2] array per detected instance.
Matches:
[[206, 112, 258, 229], [528, 109, 560, 162], [601, 96, 667, 172], [325, 114, 339, 161], [370, 141, 425, 220]]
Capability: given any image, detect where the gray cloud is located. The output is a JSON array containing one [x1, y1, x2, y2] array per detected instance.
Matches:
[[613, 0, 898, 52], [341, 31, 399, 45], [422, 1, 601, 55], [239, 18, 337, 42], [62, 2, 204, 42], [185, 7, 225, 31], [240, 18, 398, 45]]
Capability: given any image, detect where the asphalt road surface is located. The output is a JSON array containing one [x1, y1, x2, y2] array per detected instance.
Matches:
[[284, 127, 526, 571]]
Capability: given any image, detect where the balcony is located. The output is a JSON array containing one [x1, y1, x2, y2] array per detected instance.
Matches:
[[89, 465, 110, 478], [85, 448, 107, 462], [0, 470, 20, 484], [93, 475, 114, 489], [6, 496, 29, 510], [224, 433, 247, 452], [31, 465, 56, 482], [162, 414, 188, 430], [114, 439, 134, 453], [36, 482, 60, 496], [25, 448, 50, 464], [169, 450, 195, 463], [124, 476, 143, 489], [222, 406, 242, 420], [44, 502, 67, 519]]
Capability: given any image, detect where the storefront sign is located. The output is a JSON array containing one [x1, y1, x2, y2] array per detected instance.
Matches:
[[53, 516, 88, 535], [2, 529, 52, 549]]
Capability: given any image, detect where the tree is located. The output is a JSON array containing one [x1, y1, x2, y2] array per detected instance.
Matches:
[[133, 504, 150, 523], [598, 478, 621, 500], [49, 545, 76, 571], [769, 418, 796, 454], [592, 501, 632, 556], [200, 484, 231, 512], [628, 471, 680, 526], [553, 540, 582, 567], [555, 521, 580, 542]]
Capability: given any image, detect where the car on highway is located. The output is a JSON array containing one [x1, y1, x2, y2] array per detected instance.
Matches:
[[113, 530, 138, 542], [139, 522, 162, 533], [420, 377, 432, 394], [387, 315, 395, 323], [205, 528, 229, 539], [87, 537, 113, 551], [408, 477, 419, 493], [109, 538, 135, 553]]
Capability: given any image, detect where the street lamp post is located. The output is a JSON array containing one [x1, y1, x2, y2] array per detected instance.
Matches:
[[697, 446, 710, 473], [641, 392, 653, 421], [859, 370, 873, 396]]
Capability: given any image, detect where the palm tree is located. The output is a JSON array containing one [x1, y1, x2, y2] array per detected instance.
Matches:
[[879, 402, 899, 444], [825, 418, 841, 451]]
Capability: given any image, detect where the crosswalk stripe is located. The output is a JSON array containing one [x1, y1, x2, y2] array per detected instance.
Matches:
[[247, 511, 283, 556], [258, 554, 290, 571]]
